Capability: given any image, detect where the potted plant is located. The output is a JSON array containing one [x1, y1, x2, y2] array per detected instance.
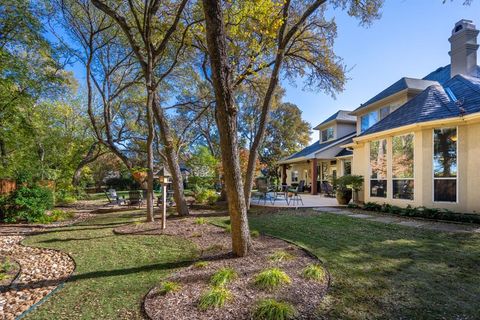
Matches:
[[131, 167, 149, 184], [334, 175, 363, 205]]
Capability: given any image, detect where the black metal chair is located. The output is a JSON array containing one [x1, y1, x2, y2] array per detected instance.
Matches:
[[272, 184, 289, 205], [288, 185, 304, 206]]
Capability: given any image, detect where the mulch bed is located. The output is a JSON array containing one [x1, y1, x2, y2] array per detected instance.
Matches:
[[115, 211, 330, 319]]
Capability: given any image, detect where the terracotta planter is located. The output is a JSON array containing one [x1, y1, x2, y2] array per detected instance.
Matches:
[[0, 179, 16, 195], [132, 171, 148, 183], [336, 190, 352, 205]]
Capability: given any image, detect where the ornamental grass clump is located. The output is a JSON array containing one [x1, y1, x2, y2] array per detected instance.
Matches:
[[198, 286, 232, 310], [253, 299, 297, 320], [193, 261, 209, 268], [301, 264, 326, 282], [194, 217, 208, 225], [254, 268, 291, 290], [158, 281, 181, 295], [210, 267, 237, 287], [269, 250, 294, 263]]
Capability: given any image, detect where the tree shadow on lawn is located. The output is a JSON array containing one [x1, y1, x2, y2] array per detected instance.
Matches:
[[6, 259, 194, 293], [249, 212, 480, 319]]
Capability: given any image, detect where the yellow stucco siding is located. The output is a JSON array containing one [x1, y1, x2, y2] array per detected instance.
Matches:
[[352, 121, 480, 213]]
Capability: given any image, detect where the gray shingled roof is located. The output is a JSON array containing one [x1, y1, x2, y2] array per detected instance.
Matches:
[[351, 77, 439, 114], [284, 133, 355, 161], [360, 74, 480, 136], [314, 110, 355, 129], [423, 64, 480, 84]]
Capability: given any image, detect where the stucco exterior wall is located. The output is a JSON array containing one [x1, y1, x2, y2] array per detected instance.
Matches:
[[352, 121, 480, 213]]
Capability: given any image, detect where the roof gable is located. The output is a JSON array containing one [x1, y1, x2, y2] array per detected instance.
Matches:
[[351, 77, 438, 114], [359, 74, 480, 136], [314, 110, 355, 129], [284, 132, 355, 161]]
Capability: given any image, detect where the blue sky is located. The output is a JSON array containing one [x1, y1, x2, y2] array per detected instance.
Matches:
[[284, 0, 480, 142]]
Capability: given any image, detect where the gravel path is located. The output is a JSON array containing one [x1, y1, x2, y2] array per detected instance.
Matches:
[[0, 236, 75, 320], [0, 201, 100, 320]]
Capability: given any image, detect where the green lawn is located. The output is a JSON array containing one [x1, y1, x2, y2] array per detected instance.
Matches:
[[23, 211, 197, 320], [21, 208, 480, 319], [239, 210, 480, 320]]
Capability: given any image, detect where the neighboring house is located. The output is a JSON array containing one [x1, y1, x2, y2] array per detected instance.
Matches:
[[280, 19, 480, 213]]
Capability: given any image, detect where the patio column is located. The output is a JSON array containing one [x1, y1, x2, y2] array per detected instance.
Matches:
[[281, 164, 287, 184], [311, 158, 318, 195]]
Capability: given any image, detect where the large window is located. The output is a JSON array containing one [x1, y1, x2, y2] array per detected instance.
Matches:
[[321, 127, 334, 142], [433, 128, 457, 202], [361, 111, 379, 132], [392, 134, 414, 200], [370, 139, 387, 197]]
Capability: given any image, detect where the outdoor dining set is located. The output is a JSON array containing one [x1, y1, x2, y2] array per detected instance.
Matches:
[[252, 179, 304, 206]]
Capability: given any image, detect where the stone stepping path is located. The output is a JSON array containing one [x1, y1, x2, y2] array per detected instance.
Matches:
[[0, 236, 75, 320], [313, 207, 480, 233]]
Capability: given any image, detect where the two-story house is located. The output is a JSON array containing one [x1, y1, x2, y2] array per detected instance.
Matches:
[[280, 19, 480, 213]]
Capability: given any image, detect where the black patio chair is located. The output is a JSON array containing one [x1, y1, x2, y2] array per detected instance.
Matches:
[[322, 181, 335, 197]]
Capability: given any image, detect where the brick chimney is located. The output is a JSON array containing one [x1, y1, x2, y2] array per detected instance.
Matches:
[[449, 19, 479, 78]]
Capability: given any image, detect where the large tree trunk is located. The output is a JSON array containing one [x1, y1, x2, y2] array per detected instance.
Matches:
[[203, 0, 251, 257], [153, 99, 189, 216], [145, 82, 156, 222]]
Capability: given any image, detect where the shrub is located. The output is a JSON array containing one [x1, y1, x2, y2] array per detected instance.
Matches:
[[195, 188, 219, 205], [210, 267, 237, 287], [253, 299, 297, 320], [1, 186, 54, 223], [269, 250, 294, 263], [158, 281, 181, 295], [254, 268, 291, 290], [194, 217, 208, 225], [388, 205, 403, 215], [360, 203, 480, 224], [301, 264, 326, 282], [198, 287, 232, 310], [188, 176, 217, 190], [224, 224, 232, 233], [193, 261, 209, 269], [55, 188, 77, 205], [363, 202, 382, 212], [34, 210, 74, 224]]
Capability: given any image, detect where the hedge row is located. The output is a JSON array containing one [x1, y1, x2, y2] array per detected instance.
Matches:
[[349, 202, 480, 224]]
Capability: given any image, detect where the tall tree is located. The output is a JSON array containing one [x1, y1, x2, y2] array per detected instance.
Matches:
[[259, 102, 311, 177], [242, 0, 384, 208], [202, 0, 383, 255], [91, 0, 193, 218], [202, 0, 251, 256]]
